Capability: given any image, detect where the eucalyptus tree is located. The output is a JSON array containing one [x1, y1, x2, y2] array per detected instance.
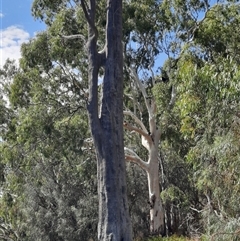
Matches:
[[2, 0, 240, 240], [29, 0, 133, 240], [123, 0, 240, 237], [174, 3, 240, 235], [0, 57, 99, 240], [124, 69, 165, 235], [0, 60, 21, 241], [156, 1, 240, 238], [175, 52, 240, 241], [121, 0, 212, 236]]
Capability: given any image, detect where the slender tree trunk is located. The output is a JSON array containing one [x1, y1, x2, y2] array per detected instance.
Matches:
[[124, 73, 165, 235], [125, 119, 165, 235], [124, 115, 165, 236], [86, 0, 132, 240], [147, 145, 165, 235]]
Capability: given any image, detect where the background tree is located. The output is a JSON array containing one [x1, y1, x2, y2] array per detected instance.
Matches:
[[0, 58, 99, 241], [153, 1, 240, 239], [123, 0, 240, 239], [124, 68, 165, 235]]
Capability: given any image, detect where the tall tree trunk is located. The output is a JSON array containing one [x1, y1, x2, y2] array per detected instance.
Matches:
[[85, 0, 132, 240]]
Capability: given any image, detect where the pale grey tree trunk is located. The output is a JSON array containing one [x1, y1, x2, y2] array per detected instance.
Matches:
[[124, 113, 165, 235], [85, 0, 132, 240], [124, 68, 165, 235], [147, 134, 165, 234]]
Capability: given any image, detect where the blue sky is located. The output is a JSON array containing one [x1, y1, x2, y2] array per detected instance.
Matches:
[[0, 0, 220, 69], [0, 0, 45, 67], [0, 0, 165, 71]]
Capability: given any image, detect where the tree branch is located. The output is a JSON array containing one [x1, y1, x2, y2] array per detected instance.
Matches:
[[124, 94, 143, 115], [169, 85, 176, 107], [129, 66, 153, 118], [188, 6, 211, 42], [81, 0, 98, 38], [123, 121, 151, 143], [60, 34, 86, 42], [124, 147, 149, 171], [123, 110, 148, 133]]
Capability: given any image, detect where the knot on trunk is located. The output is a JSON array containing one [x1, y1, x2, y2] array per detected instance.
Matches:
[[148, 193, 156, 209]]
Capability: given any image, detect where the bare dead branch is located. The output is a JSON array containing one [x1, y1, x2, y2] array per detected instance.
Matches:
[[189, 206, 204, 213]]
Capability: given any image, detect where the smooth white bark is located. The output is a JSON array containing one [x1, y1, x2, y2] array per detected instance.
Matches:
[[124, 67, 165, 235]]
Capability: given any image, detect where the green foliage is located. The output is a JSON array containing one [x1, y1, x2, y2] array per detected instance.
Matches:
[[0, 55, 97, 240], [194, 3, 240, 62], [173, 31, 240, 239], [2, 0, 240, 240], [20, 32, 52, 71], [32, 0, 69, 25], [145, 235, 197, 241]]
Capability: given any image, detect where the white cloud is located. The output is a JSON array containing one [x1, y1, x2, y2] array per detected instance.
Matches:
[[0, 13, 4, 18], [0, 26, 30, 67]]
